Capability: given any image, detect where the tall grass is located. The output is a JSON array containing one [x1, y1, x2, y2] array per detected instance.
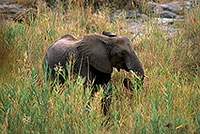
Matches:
[[0, 1, 199, 133]]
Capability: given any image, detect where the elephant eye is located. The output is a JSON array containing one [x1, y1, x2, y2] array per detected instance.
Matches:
[[121, 50, 126, 56], [117, 50, 126, 57]]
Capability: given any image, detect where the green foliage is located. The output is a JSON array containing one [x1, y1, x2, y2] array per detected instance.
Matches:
[[0, 1, 199, 133], [0, 25, 17, 78], [181, 4, 200, 77]]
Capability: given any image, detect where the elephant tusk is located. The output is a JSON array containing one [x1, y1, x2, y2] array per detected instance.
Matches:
[[144, 75, 149, 79], [130, 70, 141, 80]]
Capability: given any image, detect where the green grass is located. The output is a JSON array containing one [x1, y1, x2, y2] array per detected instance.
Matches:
[[0, 1, 200, 133]]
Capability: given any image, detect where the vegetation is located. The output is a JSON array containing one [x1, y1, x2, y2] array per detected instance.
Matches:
[[0, 1, 199, 133]]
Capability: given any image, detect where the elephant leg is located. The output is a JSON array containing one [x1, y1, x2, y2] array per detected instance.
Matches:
[[101, 85, 112, 116]]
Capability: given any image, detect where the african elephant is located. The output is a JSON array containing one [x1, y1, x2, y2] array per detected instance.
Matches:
[[42, 32, 144, 115]]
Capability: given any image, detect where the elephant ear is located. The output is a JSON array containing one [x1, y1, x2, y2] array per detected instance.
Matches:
[[77, 35, 112, 74]]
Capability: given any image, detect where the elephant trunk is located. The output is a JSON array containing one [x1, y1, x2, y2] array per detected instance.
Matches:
[[125, 52, 144, 82]]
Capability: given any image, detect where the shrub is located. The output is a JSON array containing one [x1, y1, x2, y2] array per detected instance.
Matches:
[[181, 4, 200, 77]]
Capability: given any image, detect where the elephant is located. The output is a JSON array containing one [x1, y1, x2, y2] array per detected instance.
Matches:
[[42, 31, 144, 115]]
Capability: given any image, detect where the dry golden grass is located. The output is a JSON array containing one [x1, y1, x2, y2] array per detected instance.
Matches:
[[0, 1, 199, 133], [12, 0, 38, 7]]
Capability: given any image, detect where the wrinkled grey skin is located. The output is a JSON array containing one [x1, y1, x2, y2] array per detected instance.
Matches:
[[42, 33, 144, 115]]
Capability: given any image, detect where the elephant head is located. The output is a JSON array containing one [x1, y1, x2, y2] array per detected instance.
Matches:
[[77, 34, 144, 82]]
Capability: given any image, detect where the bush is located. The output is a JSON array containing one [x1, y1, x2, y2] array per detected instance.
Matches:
[[0, 22, 17, 80], [181, 4, 200, 77], [0, 1, 199, 133]]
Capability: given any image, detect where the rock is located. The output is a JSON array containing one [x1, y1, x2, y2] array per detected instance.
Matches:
[[102, 31, 117, 37], [0, 3, 27, 20], [110, 10, 144, 20], [136, 13, 148, 20], [160, 10, 178, 18], [160, 2, 183, 14], [110, 10, 148, 26], [154, 18, 184, 25], [125, 10, 137, 19], [110, 10, 123, 19], [124, 14, 148, 27], [148, 0, 199, 15], [185, 0, 199, 9], [0, 0, 11, 5], [129, 24, 145, 34], [147, 1, 162, 13], [147, 1, 195, 18]]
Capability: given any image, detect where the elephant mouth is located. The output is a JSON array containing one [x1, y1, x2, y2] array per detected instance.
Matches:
[[115, 61, 144, 84], [114, 62, 129, 72]]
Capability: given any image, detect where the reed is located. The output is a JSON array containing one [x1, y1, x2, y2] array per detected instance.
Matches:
[[0, 1, 199, 133]]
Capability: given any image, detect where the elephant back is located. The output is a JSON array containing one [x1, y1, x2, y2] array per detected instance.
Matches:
[[42, 34, 80, 75]]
